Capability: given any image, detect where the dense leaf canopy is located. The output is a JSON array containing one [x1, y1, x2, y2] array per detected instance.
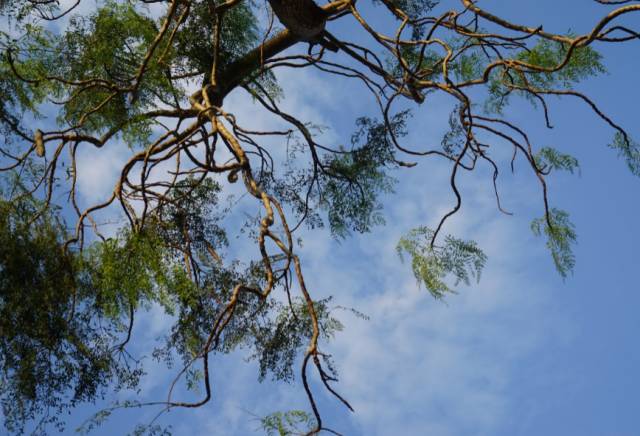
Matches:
[[1, 0, 639, 434]]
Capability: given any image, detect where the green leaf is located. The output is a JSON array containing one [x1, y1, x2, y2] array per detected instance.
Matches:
[[515, 38, 606, 89], [609, 132, 640, 177], [261, 410, 315, 436], [320, 112, 409, 238], [534, 147, 580, 174], [531, 208, 577, 278], [0, 185, 142, 434], [486, 36, 605, 113], [397, 227, 487, 299]]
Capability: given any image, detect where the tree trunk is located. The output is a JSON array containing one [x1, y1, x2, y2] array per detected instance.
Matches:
[[267, 0, 327, 41]]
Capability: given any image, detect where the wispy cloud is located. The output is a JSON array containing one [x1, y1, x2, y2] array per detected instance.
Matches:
[[293, 161, 567, 435]]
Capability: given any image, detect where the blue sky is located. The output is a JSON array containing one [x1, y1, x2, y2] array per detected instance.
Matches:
[[4, 1, 640, 435]]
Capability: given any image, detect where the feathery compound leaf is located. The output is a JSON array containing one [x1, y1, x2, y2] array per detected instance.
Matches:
[[531, 208, 577, 278], [397, 227, 487, 299], [534, 147, 580, 174], [486, 37, 605, 113], [320, 112, 409, 238], [261, 410, 315, 436], [609, 132, 640, 177]]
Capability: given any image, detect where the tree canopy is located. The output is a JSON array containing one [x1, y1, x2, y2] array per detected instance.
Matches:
[[0, 0, 639, 434]]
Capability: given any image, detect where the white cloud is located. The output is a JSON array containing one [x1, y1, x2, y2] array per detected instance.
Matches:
[[75, 142, 129, 203], [292, 179, 562, 435]]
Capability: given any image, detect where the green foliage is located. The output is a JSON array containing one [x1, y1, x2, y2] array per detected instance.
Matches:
[[372, 0, 439, 38], [155, 268, 346, 386], [0, 189, 140, 434], [261, 410, 315, 436], [387, 45, 441, 83], [319, 112, 409, 237], [0, 1, 635, 433], [132, 177, 345, 386], [534, 147, 580, 174], [0, 177, 224, 433], [85, 229, 193, 318], [397, 227, 487, 299], [452, 49, 484, 83], [0, 26, 57, 140], [130, 423, 173, 436], [516, 39, 605, 88], [386, 0, 439, 17], [174, 0, 258, 74], [531, 208, 577, 278], [609, 132, 640, 177], [441, 107, 466, 157], [145, 177, 243, 363], [78, 403, 173, 436], [85, 178, 226, 326], [0, 173, 320, 433], [487, 38, 605, 113], [152, 177, 228, 259], [250, 297, 343, 382], [56, 2, 172, 142], [0, 0, 266, 147], [157, 258, 243, 364], [0, 0, 55, 21]]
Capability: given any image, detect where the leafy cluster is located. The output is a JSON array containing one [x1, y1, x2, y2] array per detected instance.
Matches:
[[0, 190, 141, 434], [609, 132, 640, 177], [516, 39, 606, 89], [261, 410, 315, 436], [0, 26, 56, 142], [250, 297, 343, 382], [534, 147, 580, 174], [531, 208, 577, 278], [397, 227, 487, 299], [174, 0, 259, 74], [373, 0, 440, 38], [487, 38, 605, 113], [319, 112, 409, 237]]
